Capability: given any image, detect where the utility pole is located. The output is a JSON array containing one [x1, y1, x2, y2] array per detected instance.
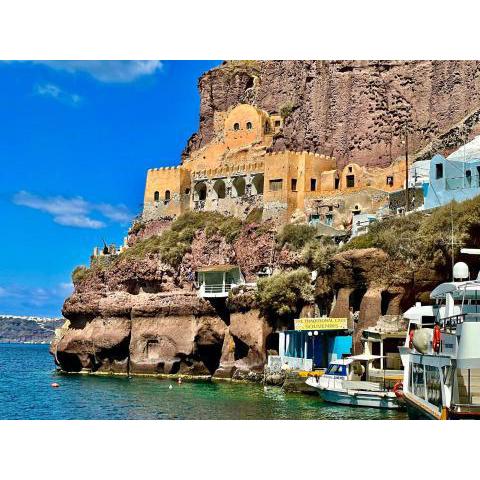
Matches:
[[405, 124, 409, 213]]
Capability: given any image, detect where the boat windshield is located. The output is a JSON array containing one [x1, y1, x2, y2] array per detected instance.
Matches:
[[326, 364, 347, 376]]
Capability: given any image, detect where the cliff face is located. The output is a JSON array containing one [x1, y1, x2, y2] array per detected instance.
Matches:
[[51, 221, 299, 380], [184, 60, 480, 168]]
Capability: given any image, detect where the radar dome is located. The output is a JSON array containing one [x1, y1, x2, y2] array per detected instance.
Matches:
[[453, 262, 469, 280]]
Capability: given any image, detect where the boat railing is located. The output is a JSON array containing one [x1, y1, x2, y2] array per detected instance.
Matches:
[[441, 313, 480, 332]]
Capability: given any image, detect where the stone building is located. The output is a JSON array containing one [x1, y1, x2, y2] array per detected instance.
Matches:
[[143, 103, 410, 226]]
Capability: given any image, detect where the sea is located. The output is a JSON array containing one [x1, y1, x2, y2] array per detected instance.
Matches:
[[0, 343, 407, 420]]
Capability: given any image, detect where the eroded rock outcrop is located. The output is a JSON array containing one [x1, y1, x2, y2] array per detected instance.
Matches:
[[185, 60, 480, 168]]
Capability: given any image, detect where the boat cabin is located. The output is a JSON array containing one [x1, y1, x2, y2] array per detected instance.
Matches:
[[196, 264, 245, 298]]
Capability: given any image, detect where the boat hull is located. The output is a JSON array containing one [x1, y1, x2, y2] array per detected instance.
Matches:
[[316, 388, 401, 409]]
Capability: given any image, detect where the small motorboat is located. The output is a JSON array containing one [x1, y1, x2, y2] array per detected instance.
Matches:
[[305, 355, 403, 409]]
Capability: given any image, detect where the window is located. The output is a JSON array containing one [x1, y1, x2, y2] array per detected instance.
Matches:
[[335, 177, 340, 189], [275, 120, 281, 127], [477, 166, 480, 186], [246, 122, 252, 130], [154, 191, 160, 202], [466, 169, 472, 187], [310, 178, 317, 191], [269, 179, 283, 191], [346, 174, 355, 188], [435, 163, 443, 179], [233, 123, 240, 131], [165, 190, 171, 202], [348, 166, 353, 173], [291, 178, 297, 191], [386, 176, 393, 186], [185, 188, 191, 195]]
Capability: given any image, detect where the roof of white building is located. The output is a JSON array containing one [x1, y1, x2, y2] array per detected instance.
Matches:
[[447, 135, 480, 162]]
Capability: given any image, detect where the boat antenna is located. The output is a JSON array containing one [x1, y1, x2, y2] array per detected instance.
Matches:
[[451, 202, 455, 281]]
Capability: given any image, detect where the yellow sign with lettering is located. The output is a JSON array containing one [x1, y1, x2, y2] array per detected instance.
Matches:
[[294, 317, 348, 331]]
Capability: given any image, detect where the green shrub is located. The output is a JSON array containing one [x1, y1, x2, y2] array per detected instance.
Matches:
[[277, 223, 317, 250], [72, 266, 89, 285], [279, 101, 295, 119], [301, 240, 338, 274], [129, 220, 145, 235], [256, 268, 314, 319], [245, 207, 263, 224]]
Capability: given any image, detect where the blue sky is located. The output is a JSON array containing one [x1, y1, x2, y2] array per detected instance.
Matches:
[[0, 60, 221, 317]]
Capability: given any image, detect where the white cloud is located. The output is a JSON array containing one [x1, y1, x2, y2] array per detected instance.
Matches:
[[12, 191, 132, 229], [34, 60, 163, 83], [35, 83, 83, 106], [0, 282, 73, 313]]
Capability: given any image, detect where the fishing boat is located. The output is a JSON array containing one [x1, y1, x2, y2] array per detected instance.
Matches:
[[397, 256, 480, 420], [305, 354, 402, 409]]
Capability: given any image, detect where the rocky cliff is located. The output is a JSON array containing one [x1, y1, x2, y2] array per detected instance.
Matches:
[[184, 60, 480, 168]]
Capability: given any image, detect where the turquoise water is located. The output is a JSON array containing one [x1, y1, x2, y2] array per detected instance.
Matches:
[[0, 343, 407, 420]]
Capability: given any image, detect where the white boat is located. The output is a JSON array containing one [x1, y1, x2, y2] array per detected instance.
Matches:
[[398, 259, 480, 419], [305, 355, 402, 409]]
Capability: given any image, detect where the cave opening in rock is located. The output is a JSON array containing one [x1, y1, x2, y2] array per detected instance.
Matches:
[[265, 332, 279, 355], [349, 287, 366, 312], [56, 352, 83, 372], [208, 299, 230, 326], [381, 291, 394, 316], [233, 335, 249, 361], [196, 342, 223, 375]]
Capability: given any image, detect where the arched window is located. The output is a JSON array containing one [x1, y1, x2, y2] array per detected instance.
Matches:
[[165, 190, 171, 202], [232, 176, 246, 197], [252, 173, 264, 195], [194, 182, 207, 201], [246, 122, 252, 130], [154, 191, 160, 202], [233, 123, 240, 131], [185, 188, 191, 195], [213, 179, 226, 199]]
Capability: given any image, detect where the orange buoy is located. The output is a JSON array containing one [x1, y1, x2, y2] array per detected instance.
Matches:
[[51, 382, 60, 388]]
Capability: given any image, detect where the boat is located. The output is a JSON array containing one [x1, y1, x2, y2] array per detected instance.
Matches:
[[305, 354, 403, 409], [397, 258, 480, 419]]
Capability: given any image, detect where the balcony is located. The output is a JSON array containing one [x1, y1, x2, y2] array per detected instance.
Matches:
[[196, 264, 244, 299]]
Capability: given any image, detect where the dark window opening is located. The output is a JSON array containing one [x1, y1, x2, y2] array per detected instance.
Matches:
[[275, 120, 281, 127], [386, 176, 393, 186], [334, 177, 340, 189], [349, 288, 367, 313], [195, 182, 207, 201], [435, 163, 443, 179], [348, 166, 353, 173], [213, 179, 226, 199], [165, 190, 171, 202], [291, 178, 297, 191], [477, 167, 480, 186], [246, 122, 252, 130], [154, 191, 160, 202], [185, 188, 191, 195], [381, 291, 394, 316], [311, 178, 317, 191], [346, 175, 355, 188], [233, 123, 240, 131], [466, 169, 472, 186], [269, 179, 283, 192], [264, 122, 271, 134]]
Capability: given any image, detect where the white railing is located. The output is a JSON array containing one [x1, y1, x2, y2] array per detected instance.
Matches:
[[198, 283, 234, 298], [267, 355, 313, 372]]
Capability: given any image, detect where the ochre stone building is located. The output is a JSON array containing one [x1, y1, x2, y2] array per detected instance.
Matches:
[[143, 104, 409, 226]]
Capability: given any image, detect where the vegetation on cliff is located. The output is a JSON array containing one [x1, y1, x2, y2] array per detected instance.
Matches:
[[122, 211, 244, 267], [256, 268, 314, 320], [347, 196, 480, 273]]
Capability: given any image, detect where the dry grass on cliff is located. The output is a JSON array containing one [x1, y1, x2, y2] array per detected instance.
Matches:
[[120, 211, 244, 267], [346, 196, 480, 272]]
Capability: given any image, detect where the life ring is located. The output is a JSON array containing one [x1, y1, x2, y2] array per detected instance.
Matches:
[[393, 381, 403, 399], [432, 324, 441, 353]]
